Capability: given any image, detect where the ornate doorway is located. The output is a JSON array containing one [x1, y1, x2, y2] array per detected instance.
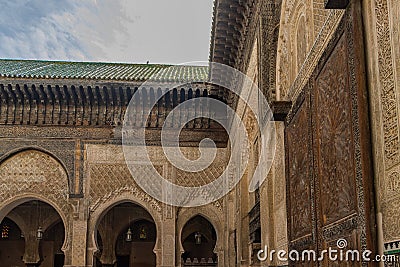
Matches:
[[285, 2, 376, 266]]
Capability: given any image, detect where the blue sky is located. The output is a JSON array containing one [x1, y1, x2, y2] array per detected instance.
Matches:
[[0, 0, 214, 64]]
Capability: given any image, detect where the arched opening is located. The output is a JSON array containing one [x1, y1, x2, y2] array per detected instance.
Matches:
[[0, 200, 65, 267], [94, 202, 157, 267], [181, 215, 217, 266]]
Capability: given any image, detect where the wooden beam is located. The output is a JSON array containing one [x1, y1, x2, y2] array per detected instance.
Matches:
[[271, 101, 292, 121]]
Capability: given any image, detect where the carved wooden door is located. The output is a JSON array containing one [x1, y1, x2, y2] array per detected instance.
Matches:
[[285, 2, 376, 266]]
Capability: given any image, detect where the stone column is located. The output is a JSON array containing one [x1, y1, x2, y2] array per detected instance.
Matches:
[[23, 234, 41, 267], [98, 210, 116, 267], [99, 245, 116, 266], [160, 204, 176, 267], [225, 191, 236, 267], [98, 231, 116, 266], [7, 213, 41, 267], [216, 248, 225, 267], [67, 199, 89, 267], [161, 165, 176, 267], [361, 0, 400, 265], [69, 220, 88, 267]]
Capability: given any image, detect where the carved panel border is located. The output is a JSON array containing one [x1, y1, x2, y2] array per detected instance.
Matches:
[[285, 84, 318, 260], [374, 0, 400, 168], [311, 2, 375, 255], [285, 2, 376, 265]]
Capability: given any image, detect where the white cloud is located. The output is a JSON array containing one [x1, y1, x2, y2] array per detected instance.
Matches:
[[0, 0, 214, 64]]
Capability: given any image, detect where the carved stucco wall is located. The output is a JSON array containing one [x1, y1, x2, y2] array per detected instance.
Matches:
[[229, 32, 289, 266], [0, 150, 69, 210], [238, 38, 260, 265], [276, 0, 345, 100], [85, 144, 227, 266], [0, 149, 73, 264], [0, 141, 228, 267], [362, 0, 400, 244], [243, 33, 288, 267], [255, 121, 288, 267]]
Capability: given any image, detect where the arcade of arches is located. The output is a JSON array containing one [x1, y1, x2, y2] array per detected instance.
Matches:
[[1, 0, 400, 266]]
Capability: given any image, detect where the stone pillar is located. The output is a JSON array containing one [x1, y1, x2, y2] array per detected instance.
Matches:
[[70, 220, 88, 267], [98, 210, 116, 267], [361, 0, 400, 265], [161, 166, 176, 267], [100, 245, 116, 266], [216, 249, 225, 267], [176, 248, 185, 267], [23, 234, 41, 267], [160, 204, 176, 267], [227, 193, 236, 267], [268, 122, 288, 267], [67, 199, 89, 267], [260, 176, 271, 267], [99, 232, 116, 266]]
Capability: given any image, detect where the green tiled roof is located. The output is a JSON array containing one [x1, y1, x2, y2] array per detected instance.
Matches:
[[0, 59, 209, 82]]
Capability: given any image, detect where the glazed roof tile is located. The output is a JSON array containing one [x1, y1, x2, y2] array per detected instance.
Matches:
[[0, 59, 209, 82]]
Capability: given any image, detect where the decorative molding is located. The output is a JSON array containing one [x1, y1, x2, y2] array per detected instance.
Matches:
[[322, 215, 358, 240], [374, 0, 400, 168], [0, 82, 223, 131], [89, 185, 162, 214]]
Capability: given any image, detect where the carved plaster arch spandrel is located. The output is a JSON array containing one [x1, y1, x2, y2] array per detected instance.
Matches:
[[88, 163, 163, 214], [87, 194, 163, 265], [0, 149, 71, 216], [0, 150, 72, 263], [277, 0, 345, 101]]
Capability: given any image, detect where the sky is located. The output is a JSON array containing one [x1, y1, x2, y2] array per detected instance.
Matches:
[[0, 0, 214, 65]]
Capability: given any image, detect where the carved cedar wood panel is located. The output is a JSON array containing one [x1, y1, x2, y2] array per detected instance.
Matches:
[[315, 34, 357, 226], [285, 3, 376, 266], [287, 97, 312, 240], [286, 94, 317, 267]]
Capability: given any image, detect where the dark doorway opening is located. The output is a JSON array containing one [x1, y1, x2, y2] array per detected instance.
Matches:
[[116, 255, 130, 267], [181, 215, 217, 266], [54, 254, 65, 267]]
